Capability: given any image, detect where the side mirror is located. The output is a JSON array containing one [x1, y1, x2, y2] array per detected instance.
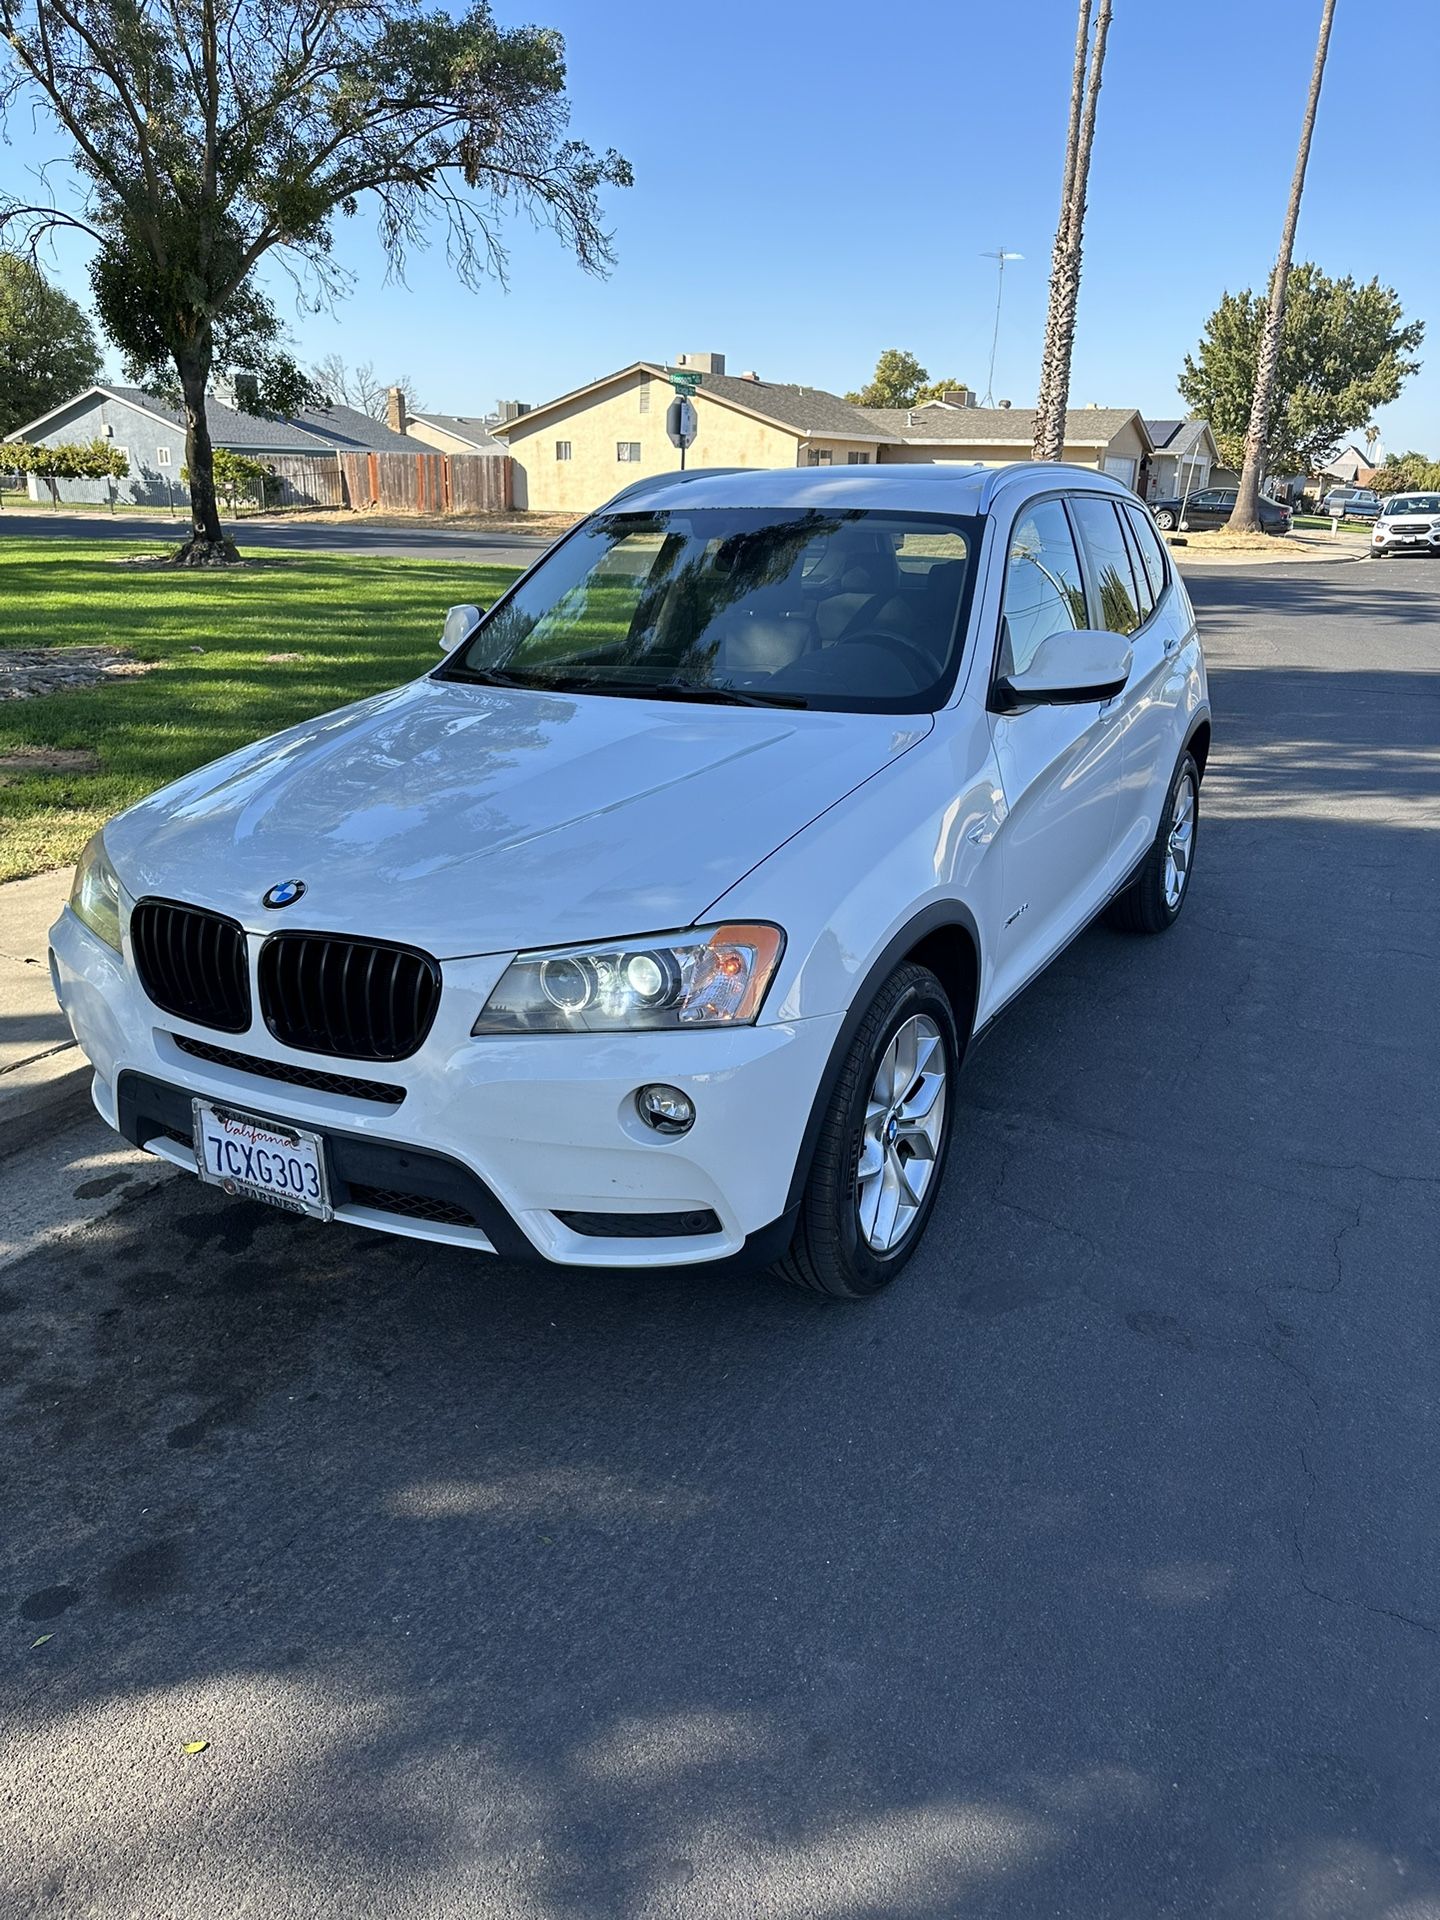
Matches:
[[995, 628, 1132, 711], [440, 603, 484, 652]]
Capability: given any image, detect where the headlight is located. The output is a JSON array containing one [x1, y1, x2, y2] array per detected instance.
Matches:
[[473, 924, 785, 1034], [69, 829, 123, 951]]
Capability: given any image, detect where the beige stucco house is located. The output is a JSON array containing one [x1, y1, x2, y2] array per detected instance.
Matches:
[[865, 398, 1153, 489], [491, 355, 1155, 513]]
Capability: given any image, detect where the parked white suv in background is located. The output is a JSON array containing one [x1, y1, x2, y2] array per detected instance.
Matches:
[[53, 464, 1210, 1298], [1370, 492, 1440, 557]]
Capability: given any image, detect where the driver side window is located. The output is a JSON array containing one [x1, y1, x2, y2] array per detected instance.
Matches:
[[999, 499, 1088, 679]]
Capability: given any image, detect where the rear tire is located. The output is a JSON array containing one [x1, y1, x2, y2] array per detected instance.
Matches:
[[775, 964, 959, 1299], [1106, 750, 1200, 935]]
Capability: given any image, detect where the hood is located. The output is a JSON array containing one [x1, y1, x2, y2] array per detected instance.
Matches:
[[106, 677, 929, 956]]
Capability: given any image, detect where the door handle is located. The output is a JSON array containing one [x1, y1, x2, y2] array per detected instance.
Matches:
[[1164, 634, 1182, 658]]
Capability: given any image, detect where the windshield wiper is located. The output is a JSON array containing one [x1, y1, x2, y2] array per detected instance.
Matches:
[[540, 674, 808, 710], [438, 665, 540, 690]]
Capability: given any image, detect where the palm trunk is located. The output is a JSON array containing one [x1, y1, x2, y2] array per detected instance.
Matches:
[[1033, 0, 1111, 462], [173, 339, 240, 565], [1227, 0, 1337, 533]]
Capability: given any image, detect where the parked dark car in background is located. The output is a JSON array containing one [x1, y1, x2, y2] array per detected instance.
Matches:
[[1150, 488, 1293, 535]]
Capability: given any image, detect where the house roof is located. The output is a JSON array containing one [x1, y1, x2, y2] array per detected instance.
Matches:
[[490, 362, 889, 444], [409, 410, 507, 451], [4, 383, 415, 454], [861, 403, 1151, 451], [1144, 417, 1213, 458]]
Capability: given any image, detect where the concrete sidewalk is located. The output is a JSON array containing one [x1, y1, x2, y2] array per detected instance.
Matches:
[[0, 866, 87, 1158]]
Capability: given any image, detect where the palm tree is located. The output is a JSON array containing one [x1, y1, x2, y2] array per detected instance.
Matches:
[[1032, 0, 1113, 462], [1227, 0, 1338, 532]]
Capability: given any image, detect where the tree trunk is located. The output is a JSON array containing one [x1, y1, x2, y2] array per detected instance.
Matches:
[[1033, 1, 1091, 459], [1033, 0, 1112, 462], [173, 341, 240, 565], [1227, 0, 1337, 534]]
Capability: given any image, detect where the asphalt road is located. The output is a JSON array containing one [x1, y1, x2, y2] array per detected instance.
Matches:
[[0, 507, 553, 567], [4, 559, 1439, 1919]]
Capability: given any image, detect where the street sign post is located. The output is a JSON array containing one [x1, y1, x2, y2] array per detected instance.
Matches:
[[665, 392, 698, 469]]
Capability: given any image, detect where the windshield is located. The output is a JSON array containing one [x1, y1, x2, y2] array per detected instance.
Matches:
[[1384, 495, 1440, 516], [438, 507, 981, 713]]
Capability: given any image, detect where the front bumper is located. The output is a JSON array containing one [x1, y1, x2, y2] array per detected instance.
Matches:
[[1372, 530, 1440, 553], [51, 906, 842, 1268]]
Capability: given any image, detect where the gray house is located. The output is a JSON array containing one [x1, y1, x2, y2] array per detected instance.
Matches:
[[4, 383, 415, 506], [1142, 419, 1219, 504]]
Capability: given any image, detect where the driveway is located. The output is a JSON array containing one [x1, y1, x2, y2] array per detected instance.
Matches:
[[0, 508, 553, 568], [4, 560, 1439, 1917]]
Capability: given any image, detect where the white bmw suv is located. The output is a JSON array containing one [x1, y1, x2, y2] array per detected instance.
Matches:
[[53, 464, 1209, 1298]]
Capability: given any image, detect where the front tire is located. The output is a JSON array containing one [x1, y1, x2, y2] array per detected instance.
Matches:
[[776, 963, 959, 1299], [1153, 508, 1176, 532], [1106, 750, 1200, 935]]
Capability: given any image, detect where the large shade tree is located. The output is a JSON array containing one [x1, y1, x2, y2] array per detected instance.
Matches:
[[0, 251, 103, 437], [0, 1, 630, 563], [1179, 266, 1423, 477]]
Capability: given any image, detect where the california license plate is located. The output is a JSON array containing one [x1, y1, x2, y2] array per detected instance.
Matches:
[[192, 1100, 331, 1219]]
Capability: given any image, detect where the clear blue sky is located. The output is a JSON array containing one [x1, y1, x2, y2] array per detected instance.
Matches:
[[8, 0, 1437, 452]]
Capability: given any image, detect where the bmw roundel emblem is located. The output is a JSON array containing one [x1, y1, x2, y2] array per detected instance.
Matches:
[[262, 879, 306, 910]]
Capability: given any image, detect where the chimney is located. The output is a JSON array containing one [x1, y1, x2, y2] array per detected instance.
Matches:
[[676, 352, 726, 375], [942, 387, 976, 409], [229, 372, 259, 411], [739, 370, 760, 382], [386, 386, 408, 435]]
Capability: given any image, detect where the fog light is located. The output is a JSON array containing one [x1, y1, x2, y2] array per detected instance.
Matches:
[[636, 1084, 695, 1136]]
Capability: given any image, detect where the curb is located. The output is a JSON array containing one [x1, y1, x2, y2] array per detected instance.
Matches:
[[0, 1045, 93, 1162]]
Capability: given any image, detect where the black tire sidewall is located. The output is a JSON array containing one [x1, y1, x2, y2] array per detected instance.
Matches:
[[812, 972, 959, 1295], [1151, 752, 1200, 928]]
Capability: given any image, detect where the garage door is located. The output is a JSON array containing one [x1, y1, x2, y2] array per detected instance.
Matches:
[[1103, 455, 1138, 490]]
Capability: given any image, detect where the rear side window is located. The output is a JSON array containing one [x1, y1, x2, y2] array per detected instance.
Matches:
[[1117, 512, 1155, 623], [1124, 505, 1169, 603], [1069, 496, 1142, 636], [999, 498, 1088, 677]]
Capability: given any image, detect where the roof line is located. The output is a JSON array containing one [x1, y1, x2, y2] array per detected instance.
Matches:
[[3, 383, 184, 443]]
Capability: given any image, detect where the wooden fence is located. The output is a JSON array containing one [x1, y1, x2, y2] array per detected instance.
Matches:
[[257, 449, 512, 514], [337, 450, 512, 514]]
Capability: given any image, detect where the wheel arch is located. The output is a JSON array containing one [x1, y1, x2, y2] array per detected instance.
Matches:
[[782, 902, 981, 1214], [1184, 715, 1212, 779]]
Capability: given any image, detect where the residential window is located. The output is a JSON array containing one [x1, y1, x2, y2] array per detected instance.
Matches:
[[638, 381, 650, 414], [999, 498, 1088, 679], [847, 452, 870, 465], [555, 440, 572, 461], [156, 446, 172, 467], [806, 448, 833, 467], [617, 442, 641, 462], [1069, 495, 1142, 636]]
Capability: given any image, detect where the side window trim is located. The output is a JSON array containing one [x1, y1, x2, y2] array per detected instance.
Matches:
[[1115, 502, 1155, 623], [1067, 492, 1145, 640], [1123, 503, 1172, 611]]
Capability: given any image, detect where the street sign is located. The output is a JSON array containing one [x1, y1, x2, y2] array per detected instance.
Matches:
[[666, 397, 697, 450], [667, 368, 703, 393]]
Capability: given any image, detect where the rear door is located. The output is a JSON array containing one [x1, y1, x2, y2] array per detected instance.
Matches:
[[1110, 501, 1191, 870], [986, 494, 1125, 1009], [1182, 488, 1221, 527]]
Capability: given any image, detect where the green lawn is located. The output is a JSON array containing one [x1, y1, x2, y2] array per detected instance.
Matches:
[[0, 537, 519, 881]]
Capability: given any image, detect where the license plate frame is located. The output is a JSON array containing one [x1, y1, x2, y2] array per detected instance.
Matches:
[[192, 1099, 332, 1221]]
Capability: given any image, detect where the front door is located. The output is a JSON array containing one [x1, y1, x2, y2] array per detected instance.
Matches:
[[986, 495, 1126, 1012]]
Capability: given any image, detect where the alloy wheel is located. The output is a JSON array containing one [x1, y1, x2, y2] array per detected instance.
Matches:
[[1165, 771, 1197, 909], [855, 1013, 948, 1254]]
